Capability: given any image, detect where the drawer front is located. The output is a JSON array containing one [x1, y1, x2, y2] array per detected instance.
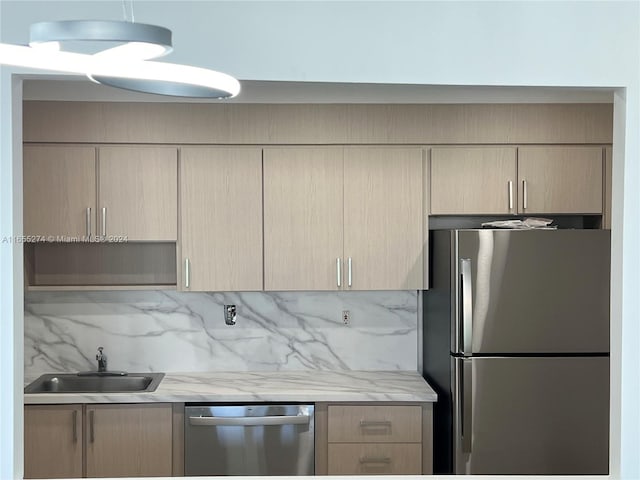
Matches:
[[327, 405, 422, 443], [328, 443, 422, 475]]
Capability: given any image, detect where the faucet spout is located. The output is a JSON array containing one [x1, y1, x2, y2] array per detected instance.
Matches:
[[96, 347, 107, 372]]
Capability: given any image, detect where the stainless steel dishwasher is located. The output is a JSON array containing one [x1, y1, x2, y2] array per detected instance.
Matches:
[[184, 404, 315, 476]]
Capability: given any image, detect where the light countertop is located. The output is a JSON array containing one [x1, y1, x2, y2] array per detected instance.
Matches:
[[24, 370, 437, 404]]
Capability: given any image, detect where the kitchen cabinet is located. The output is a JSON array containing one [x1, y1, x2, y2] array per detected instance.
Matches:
[[98, 146, 177, 241], [24, 404, 83, 479], [430, 146, 604, 215], [24, 145, 96, 239], [24, 145, 177, 241], [316, 403, 432, 475], [85, 404, 173, 478], [518, 146, 603, 214], [264, 147, 424, 291], [24, 404, 173, 479], [180, 147, 263, 291], [430, 147, 517, 215]]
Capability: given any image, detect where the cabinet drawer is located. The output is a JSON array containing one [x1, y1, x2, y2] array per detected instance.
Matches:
[[328, 443, 422, 475], [327, 405, 422, 443]]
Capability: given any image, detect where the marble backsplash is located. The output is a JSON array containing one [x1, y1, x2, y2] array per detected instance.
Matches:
[[24, 290, 418, 377]]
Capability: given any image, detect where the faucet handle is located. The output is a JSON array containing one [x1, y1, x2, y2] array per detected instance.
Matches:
[[96, 346, 105, 360]]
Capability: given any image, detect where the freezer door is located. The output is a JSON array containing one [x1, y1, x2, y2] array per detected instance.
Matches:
[[456, 229, 610, 354], [452, 356, 609, 475]]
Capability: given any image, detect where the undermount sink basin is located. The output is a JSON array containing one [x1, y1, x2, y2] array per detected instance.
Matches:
[[24, 372, 165, 393]]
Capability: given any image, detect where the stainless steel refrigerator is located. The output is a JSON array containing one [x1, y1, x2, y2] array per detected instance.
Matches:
[[423, 229, 610, 475]]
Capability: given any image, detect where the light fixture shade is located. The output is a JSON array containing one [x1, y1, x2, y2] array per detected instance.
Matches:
[[29, 20, 173, 59]]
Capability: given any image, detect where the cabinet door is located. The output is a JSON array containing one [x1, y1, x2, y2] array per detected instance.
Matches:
[[85, 404, 172, 478], [343, 147, 424, 290], [24, 145, 96, 239], [180, 147, 263, 291], [99, 146, 177, 241], [264, 147, 344, 291], [518, 146, 603, 214], [430, 147, 517, 214], [24, 404, 83, 479]]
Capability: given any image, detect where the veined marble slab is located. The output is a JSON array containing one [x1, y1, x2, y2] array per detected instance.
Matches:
[[25, 290, 418, 377], [24, 370, 437, 404]]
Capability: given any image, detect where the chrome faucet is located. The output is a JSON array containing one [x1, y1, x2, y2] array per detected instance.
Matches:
[[96, 347, 107, 372]]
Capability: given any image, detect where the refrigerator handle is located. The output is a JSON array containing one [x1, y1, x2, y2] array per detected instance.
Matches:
[[461, 358, 473, 453], [460, 258, 473, 354]]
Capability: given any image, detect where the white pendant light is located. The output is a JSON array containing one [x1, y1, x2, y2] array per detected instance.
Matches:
[[0, 17, 240, 98]]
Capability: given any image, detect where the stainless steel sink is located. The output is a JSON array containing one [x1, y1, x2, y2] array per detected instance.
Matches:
[[24, 372, 165, 393]]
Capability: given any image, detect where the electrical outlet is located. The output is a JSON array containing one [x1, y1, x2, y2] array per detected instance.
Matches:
[[342, 310, 350, 325], [224, 305, 237, 325]]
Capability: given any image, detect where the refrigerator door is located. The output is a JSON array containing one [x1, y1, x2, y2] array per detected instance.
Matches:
[[452, 356, 609, 475], [455, 229, 610, 354]]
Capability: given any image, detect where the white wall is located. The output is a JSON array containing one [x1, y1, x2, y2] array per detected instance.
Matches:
[[1, 1, 639, 479]]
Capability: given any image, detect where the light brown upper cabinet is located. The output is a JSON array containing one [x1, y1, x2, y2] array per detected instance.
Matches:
[[180, 147, 263, 292], [98, 146, 177, 241], [430, 147, 517, 215], [518, 146, 603, 214], [85, 404, 173, 478], [264, 147, 424, 291], [24, 145, 177, 241], [24, 145, 96, 239], [24, 404, 83, 479], [264, 147, 344, 291], [430, 146, 604, 216], [343, 147, 424, 290]]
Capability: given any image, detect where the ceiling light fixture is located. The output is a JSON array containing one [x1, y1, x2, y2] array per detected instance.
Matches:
[[0, 17, 240, 98]]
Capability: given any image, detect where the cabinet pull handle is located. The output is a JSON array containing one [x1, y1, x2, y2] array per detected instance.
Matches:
[[348, 257, 352, 287], [89, 410, 95, 443], [360, 420, 392, 428], [185, 258, 190, 289], [508, 181, 513, 211], [359, 456, 391, 464], [72, 410, 78, 443], [336, 258, 342, 288], [522, 180, 528, 210], [85, 207, 91, 238], [101, 207, 107, 237]]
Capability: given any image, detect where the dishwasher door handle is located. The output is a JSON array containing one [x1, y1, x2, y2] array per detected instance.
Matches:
[[189, 414, 311, 427]]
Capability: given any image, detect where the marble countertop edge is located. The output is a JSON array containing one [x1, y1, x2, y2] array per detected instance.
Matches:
[[24, 370, 438, 404]]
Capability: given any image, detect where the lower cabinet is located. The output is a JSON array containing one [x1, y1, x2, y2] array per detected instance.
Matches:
[[25, 404, 173, 479], [316, 403, 433, 475]]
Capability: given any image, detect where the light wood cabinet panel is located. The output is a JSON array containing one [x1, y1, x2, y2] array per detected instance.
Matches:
[[98, 146, 177, 241], [343, 148, 424, 290], [180, 147, 263, 291], [264, 147, 344, 291], [327, 443, 422, 475], [24, 404, 83, 479], [518, 146, 603, 214], [85, 404, 172, 478], [604, 146, 612, 229], [328, 405, 422, 443], [24, 145, 96, 239], [430, 147, 517, 214]]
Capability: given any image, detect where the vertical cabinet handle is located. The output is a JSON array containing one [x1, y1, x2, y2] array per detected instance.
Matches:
[[185, 258, 191, 289], [85, 207, 92, 238], [72, 410, 78, 443], [89, 410, 95, 443], [522, 180, 528, 210], [348, 257, 352, 287], [101, 207, 107, 236], [336, 258, 342, 288], [508, 181, 513, 211]]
